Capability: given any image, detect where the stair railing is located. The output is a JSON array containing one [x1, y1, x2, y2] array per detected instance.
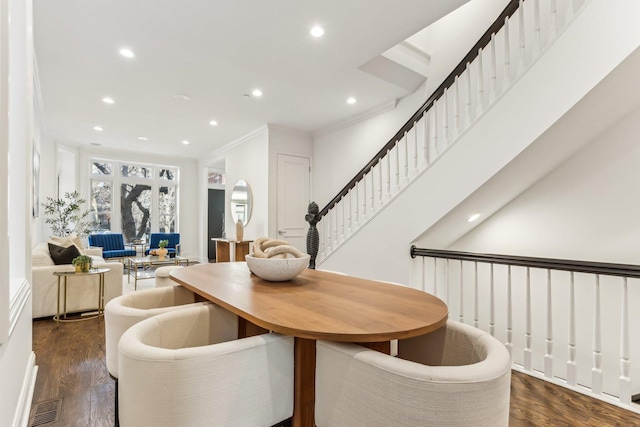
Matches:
[[306, 0, 588, 267], [410, 246, 639, 414]]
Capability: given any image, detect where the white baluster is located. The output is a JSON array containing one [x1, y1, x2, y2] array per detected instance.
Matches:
[[433, 102, 440, 157], [361, 172, 367, 221], [442, 90, 449, 145], [445, 259, 450, 305], [517, 0, 526, 74], [395, 143, 400, 192], [413, 125, 419, 176], [386, 149, 391, 200], [503, 17, 511, 89], [420, 257, 427, 292], [423, 112, 430, 165], [453, 76, 461, 138], [592, 274, 603, 395], [319, 217, 326, 258], [377, 160, 382, 209], [565, 0, 575, 23], [544, 269, 553, 378], [474, 261, 479, 329], [506, 265, 513, 357], [567, 271, 577, 386], [619, 277, 631, 404], [524, 267, 532, 371], [464, 63, 473, 125], [403, 132, 409, 184], [459, 261, 464, 324], [433, 258, 438, 297], [549, 0, 557, 38], [347, 191, 352, 234], [332, 208, 338, 250], [476, 48, 484, 115], [372, 163, 378, 212], [489, 34, 497, 102], [353, 183, 359, 227], [340, 198, 345, 241], [490, 263, 495, 336], [532, 0, 541, 56]]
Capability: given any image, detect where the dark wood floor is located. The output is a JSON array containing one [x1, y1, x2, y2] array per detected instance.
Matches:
[[31, 316, 640, 426]]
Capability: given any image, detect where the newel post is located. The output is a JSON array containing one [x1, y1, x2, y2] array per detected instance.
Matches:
[[305, 201, 320, 269]]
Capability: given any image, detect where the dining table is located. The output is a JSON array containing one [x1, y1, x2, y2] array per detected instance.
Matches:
[[170, 262, 448, 427]]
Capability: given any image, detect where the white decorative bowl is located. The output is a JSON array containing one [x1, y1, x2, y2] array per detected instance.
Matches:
[[245, 254, 311, 282]]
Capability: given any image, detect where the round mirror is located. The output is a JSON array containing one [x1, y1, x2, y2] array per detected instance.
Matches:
[[230, 180, 252, 226]]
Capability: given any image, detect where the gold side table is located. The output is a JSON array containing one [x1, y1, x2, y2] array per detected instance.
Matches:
[[53, 268, 110, 324]]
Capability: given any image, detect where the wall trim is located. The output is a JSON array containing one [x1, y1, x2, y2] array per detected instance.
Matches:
[[12, 352, 38, 427], [9, 278, 31, 337], [204, 125, 269, 164], [313, 99, 398, 138]]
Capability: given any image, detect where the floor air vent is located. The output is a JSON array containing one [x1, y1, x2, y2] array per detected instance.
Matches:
[[30, 398, 62, 426]]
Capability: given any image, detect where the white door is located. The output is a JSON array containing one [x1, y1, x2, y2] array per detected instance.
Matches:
[[277, 154, 310, 253]]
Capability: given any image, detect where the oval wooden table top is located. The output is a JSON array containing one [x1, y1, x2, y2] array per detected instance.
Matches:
[[171, 262, 448, 342]]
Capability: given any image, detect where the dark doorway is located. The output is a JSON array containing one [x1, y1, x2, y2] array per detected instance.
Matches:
[[208, 189, 225, 261]]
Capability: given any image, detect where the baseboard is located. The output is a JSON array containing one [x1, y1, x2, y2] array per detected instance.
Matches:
[[12, 351, 38, 427]]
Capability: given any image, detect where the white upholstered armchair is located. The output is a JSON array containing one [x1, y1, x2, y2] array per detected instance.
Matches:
[[315, 320, 511, 427], [118, 304, 294, 427]]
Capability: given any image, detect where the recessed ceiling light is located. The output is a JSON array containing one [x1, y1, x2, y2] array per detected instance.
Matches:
[[119, 48, 135, 58], [174, 94, 191, 101], [182, 140, 190, 145], [467, 213, 481, 222], [137, 136, 149, 141], [346, 97, 357, 104], [252, 89, 263, 97], [310, 26, 325, 37], [102, 97, 115, 104], [209, 120, 218, 126], [93, 126, 104, 131]]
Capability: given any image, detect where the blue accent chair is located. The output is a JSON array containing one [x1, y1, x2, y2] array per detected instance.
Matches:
[[89, 233, 137, 261], [145, 233, 181, 256]]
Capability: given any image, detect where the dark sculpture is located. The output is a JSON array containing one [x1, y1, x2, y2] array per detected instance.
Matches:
[[305, 201, 320, 269]]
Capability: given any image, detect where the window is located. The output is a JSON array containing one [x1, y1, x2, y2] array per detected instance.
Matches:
[[90, 159, 179, 242]]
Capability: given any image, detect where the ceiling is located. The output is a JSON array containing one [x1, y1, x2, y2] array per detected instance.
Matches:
[[33, 0, 469, 159]]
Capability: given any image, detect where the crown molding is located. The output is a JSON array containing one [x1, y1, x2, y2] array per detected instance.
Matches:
[[313, 99, 398, 138]]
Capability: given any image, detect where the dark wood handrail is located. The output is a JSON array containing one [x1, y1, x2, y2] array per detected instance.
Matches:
[[319, 0, 521, 218], [410, 246, 640, 279]]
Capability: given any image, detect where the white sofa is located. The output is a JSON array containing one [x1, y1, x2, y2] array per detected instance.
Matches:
[[32, 242, 124, 319]]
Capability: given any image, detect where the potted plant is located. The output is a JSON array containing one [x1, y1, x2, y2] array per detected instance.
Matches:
[[42, 191, 91, 237], [156, 240, 169, 260], [72, 255, 93, 273]]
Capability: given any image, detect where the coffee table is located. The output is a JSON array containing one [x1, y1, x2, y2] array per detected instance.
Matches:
[[128, 256, 190, 290]]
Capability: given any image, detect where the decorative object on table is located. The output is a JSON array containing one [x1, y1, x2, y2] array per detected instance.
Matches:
[[156, 239, 169, 260], [72, 254, 93, 273], [235, 218, 244, 242], [305, 201, 320, 269], [144, 232, 181, 256], [246, 237, 309, 281], [42, 191, 91, 237]]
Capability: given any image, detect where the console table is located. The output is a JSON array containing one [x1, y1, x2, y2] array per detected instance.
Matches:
[[53, 268, 110, 324], [211, 238, 253, 262]]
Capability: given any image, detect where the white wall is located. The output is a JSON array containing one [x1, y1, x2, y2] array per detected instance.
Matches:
[[1, 0, 38, 425], [448, 104, 640, 264]]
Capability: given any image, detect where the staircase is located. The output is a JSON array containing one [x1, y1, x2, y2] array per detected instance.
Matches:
[[313, 0, 640, 283]]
